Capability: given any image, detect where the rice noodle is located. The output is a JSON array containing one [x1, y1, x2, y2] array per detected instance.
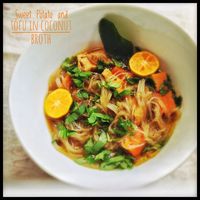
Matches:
[[61, 138, 83, 154], [46, 47, 181, 167], [100, 87, 112, 111], [107, 103, 118, 114], [86, 73, 103, 94]]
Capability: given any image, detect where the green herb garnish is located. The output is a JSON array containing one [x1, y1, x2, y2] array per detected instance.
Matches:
[[87, 112, 113, 126], [126, 77, 141, 85], [61, 56, 76, 70], [100, 80, 121, 90], [84, 131, 108, 154], [100, 154, 133, 170], [113, 117, 135, 136], [174, 95, 182, 107], [113, 89, 132, 98], [65, 104, 87, 124], [63, 65, 92, 88], [57, 123, 76, 138], [96, 60, 112, 73], [77, 90, 89, 99]]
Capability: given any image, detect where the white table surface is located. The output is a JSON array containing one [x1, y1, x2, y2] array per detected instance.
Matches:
[[3, 3, 197, 197]]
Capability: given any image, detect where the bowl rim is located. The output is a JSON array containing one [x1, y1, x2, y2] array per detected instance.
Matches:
[[8, 3, 197, 189]]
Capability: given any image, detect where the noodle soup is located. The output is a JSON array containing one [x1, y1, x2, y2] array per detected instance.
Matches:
[[44, 18, 182, 170]]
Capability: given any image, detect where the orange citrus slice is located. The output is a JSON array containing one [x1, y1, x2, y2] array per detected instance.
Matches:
[[44, 88, 73, 119], [129, 51, 159, 77]]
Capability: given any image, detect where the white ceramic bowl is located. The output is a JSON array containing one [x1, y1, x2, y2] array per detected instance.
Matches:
[[9, 4, 197, 189]]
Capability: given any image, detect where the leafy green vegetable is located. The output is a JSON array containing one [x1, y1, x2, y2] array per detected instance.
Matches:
[[87, 113, 97, 125], [86, 106, 113, 126], [113, 89, 132, 98], [84, 131, 108, 155], [91, 95, 100, 103], [100, 154, 133, 170], [77, 90, 89, 99], [77, 104, 87, 115], [86, 107, 99, 116], [61, 56, 76, 70], [145, 78, 156, 90], [118, 118, 133, 130], [65, 104, 87, 124], [84, 138, 94, 154], [87, 112, 113, 126], [65, 113, 79, 124], [99, 18, 134, 62], [100, 80, 121, 90], [85, 155, 96, 164], [159, 80, 170, 95], [95, 150, 111, 161], [92, 131, 108, 154], [78, 141, 133, 169], [72, 78, 83, 88], [159, 87, 168, 95], [113, 117, 135, 136], [159, 76, 176, 96], [126, 77, 141, 85], [96, 60, 112, 73], [174, 95, 182, 107], [71, 101, 79, 112], [75, 150, 110, 166], [112, 58, 127, 68], [63, 65, 92, 88], [57, 123, 76, 138], [107, 82, 121, 89], [78, 71, 92, 78]]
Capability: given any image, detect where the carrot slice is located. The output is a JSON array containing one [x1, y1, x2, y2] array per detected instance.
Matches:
[[154, 91, 176, 113], [121, 132, 146, 157], [151, 72, 167, 91]]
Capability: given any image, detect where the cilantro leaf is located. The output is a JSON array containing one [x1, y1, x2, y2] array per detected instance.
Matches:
[[126, 77, 141, 85], [174, 95, 182, 107], [61, 56, 76, 70], [77, 90, 89, 99], [96, 60, 112, 73], [84, 131, 108, 155], [65, 113, 79, 124], [57, 123, 76, 138], [113, 117, 135, 136], [100, 80, 121, 90], [100, 154, 133, 170], [63, 64, 92, 88], [95, 150, 111, 161], [72, 78, 83, 88], [92, 131, 107, 154], [87, 112, 113, 126], [65, 104, 87, 124], [113, 89, 132, 98]]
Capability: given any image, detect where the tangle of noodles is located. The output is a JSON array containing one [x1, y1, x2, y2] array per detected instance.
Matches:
[[45, 46, 182, 170]]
